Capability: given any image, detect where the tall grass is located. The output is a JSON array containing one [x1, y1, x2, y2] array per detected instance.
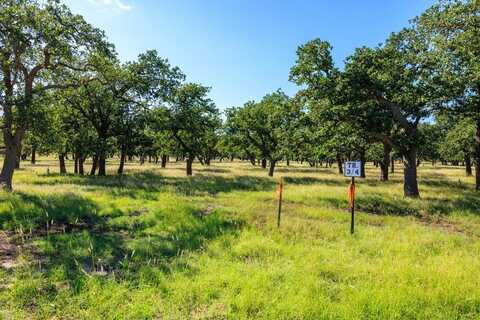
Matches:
[[0, 159, 479, 319]]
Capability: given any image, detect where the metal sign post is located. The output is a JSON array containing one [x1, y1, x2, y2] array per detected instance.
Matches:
[[344, 161, 361, 234], [350, 176, 355, 234]]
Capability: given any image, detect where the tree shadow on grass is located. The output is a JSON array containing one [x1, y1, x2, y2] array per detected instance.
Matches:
[[421, 179, 472, 191], [33, 172, 277, 196], [275, 167, 338, 174], [127, 213, 243, 268], [284, 176, 401, 188], [39, 208, 243, 288], [0, 192, 107, 232], [325, 191, 480, 217], [0, 191, 244, 289], [283, 176, 345, 186], [356, 194, 419, 216], [31, 171, 465, 201], [423, 194, 480, 215], [197, 167, 232, 174], [311, 194, 419, 216]]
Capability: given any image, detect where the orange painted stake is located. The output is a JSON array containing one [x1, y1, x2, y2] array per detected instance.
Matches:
[[277, 178, 284, 228]]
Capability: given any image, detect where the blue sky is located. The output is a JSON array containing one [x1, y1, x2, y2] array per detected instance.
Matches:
[[64, 0, 436, 111]]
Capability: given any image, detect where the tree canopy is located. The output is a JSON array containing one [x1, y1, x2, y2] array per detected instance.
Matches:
[[0, 0, 479, 198]]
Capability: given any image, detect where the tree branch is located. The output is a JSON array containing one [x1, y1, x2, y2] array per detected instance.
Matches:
[[374, 92, 414, 132]]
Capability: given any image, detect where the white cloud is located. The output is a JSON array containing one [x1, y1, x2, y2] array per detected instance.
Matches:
[[88, 0, 133, 12], [115, 0, 132, 11]]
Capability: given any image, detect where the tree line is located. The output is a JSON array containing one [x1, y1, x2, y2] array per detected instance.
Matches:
[[1, 0, 479, 198]]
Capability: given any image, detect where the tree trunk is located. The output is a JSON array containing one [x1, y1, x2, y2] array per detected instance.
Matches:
[[79, 156, 85, 175], [161, 155, 167, 168], [59, 153, 67, 175], [31, 145, 36, 164], [14, 137, 24, 169], [360, 151, 366, 178], [0, 145, 18, 190], [140, 155, 145, 165], [379, 142, 391, 181], [336, 154, 343, 174], [261, 158, 267, 169], [15, 149, 21, 170], [186, 157, 193, 176], [465, 153, 472, 177], [0, 83, 28, 189], [286, 159, 290, 166], [268, 160, 276, 177], [90, 154, 98, 176], [403, 147, 420, 197], [118, 146, 126, 175], [391, 158, 395, 173], [74, 156, 79, 174], [98, 153, 106, 176]]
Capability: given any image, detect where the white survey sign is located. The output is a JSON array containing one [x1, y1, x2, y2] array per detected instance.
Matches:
[[344, 161, 361, 177]]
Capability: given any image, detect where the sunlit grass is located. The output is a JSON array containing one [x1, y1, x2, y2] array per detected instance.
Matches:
[[1, 158, 480, 319]]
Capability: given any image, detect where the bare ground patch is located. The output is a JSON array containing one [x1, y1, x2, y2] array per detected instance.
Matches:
[[0, 231, 18, 269], [417, 214, 477, 238]]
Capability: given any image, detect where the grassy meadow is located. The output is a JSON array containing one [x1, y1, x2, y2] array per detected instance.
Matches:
[[1, 159, 480, 319]]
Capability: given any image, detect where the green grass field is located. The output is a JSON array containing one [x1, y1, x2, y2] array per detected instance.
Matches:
[[1, 159, 480, 319]]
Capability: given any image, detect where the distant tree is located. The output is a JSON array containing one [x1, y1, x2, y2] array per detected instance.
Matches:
[[21, 95, 54, 165], [147, 107, 175, 168], [115, 50, 185, 173], [216, 128, 244, 163], [198, 125, 221, 166], [440, 118, 475, 175], [165, 83, 220, 176], [417, 123, 443, 167], [223, 108, 261, 165], [225, 91, 295, 176], [278, 97, 309, 166], [61, 55, 121, 176]]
